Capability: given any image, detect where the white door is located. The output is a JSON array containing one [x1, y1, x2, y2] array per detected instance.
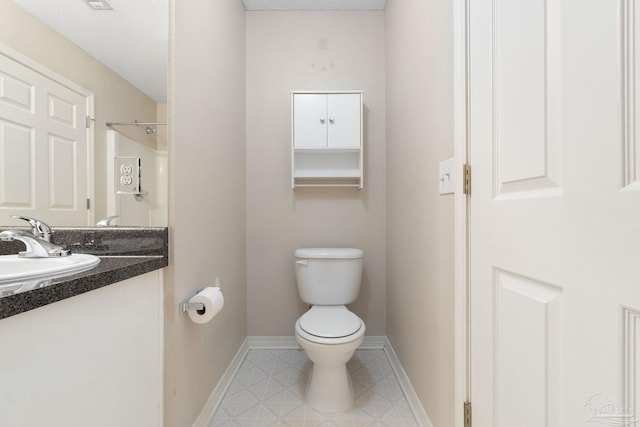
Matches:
[[469, 0, 640, 425], [0, 51, 92, 226]]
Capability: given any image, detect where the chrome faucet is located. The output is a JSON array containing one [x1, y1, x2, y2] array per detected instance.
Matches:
[[11, 215, 54, 242], [96, 215, 119, 227], [0, 216, 69, 258], [0, 230, 70, 257]]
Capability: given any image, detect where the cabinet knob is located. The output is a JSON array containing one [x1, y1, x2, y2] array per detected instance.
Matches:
[[329, 117, 335, 124], [320, 117, 326, 124]]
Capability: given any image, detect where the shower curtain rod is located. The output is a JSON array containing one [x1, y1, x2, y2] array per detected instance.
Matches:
[[106, 121, 167, 127]]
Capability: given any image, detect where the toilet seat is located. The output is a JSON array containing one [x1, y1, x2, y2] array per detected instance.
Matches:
[[296, 306, 365, 345]]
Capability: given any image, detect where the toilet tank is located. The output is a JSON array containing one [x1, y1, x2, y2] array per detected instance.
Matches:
[[295, 248, 364, 305]]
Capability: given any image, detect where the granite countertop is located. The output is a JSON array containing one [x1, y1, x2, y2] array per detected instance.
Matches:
[[0, 227, 168, 319]]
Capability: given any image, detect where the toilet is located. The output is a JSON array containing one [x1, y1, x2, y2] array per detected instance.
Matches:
[[294, 247, 366, 413]]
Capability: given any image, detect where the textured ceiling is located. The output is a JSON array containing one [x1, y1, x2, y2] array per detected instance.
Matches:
[[11, 0, 385, 103], [12, 0, 168, 103]]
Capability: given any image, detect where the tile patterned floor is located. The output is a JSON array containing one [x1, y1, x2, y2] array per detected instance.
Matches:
[[209, 348, 419, 427]]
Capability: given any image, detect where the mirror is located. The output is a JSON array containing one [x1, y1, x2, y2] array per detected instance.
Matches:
[[0, 0, 168, 227]]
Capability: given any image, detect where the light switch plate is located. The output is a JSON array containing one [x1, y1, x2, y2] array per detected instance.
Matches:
[[439, 157, 455, 195], [114, 156, 141, 194]]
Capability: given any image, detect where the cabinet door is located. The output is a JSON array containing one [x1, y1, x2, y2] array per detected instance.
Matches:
[[327, 93, 361, 148], [293, 94, 327, 147]]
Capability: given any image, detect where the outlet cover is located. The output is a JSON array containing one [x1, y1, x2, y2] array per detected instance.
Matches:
[[114, 156, 141, 194]]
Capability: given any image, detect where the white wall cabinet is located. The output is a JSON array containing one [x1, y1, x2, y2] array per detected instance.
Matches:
[[291, 91, 363, 188]]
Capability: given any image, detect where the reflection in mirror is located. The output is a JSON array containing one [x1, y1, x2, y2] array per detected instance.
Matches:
[[0, 0, 168, 227]]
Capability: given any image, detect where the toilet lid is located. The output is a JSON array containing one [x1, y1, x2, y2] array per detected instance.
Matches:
[[298, 306, 362, 338]]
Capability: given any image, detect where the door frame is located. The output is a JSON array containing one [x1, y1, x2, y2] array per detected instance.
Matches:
[[0, 42, 95, 226], [453, 0, 470, 425]]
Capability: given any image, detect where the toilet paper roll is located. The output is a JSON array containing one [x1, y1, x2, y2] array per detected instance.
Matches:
[[188, 287, 224, 324]]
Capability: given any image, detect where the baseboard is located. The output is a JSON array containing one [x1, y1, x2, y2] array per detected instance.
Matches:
[[194, 336, 431, 427], [383, 337, 434, 427], [191, 338, 249, 427], [359, 335, 386, 349], [246, 335, 299, 348]]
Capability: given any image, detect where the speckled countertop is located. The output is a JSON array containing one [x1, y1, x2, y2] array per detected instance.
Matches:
[[0, 227, 168, 319]]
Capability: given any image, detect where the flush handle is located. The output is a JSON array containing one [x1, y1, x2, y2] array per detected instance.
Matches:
[[296, 260, 308, 266]]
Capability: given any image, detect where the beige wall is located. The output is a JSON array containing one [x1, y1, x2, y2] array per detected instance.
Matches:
[[166, 0, 247, 426], [385, 0, 455, 426], [246, 11, 387, 336], [0, 0, 159, 224]]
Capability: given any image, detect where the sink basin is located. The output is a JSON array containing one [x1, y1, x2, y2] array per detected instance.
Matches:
[[0, 254, 100, 285]]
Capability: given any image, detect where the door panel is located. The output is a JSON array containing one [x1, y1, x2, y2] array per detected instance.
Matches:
[[626, 0, 640, 190], [48, 94, 76, 128], [495, 0, 546, 185], [469, 0, 640, 426], [0, 70, 33, 113], [0, 120, 32, 207], [623, 307, 640, 423], [493, 0, 562, 198], [494, 269, 563, 426], [48, 134, 77, 210]]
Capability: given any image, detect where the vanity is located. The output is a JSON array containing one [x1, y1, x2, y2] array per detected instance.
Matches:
[[0, 227, 167, 426]]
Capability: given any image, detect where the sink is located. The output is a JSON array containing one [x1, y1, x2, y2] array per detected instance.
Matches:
[[0, 253, 100, 285]]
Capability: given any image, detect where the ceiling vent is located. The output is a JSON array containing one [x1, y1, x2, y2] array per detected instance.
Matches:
[[84, 0, 112, 10]]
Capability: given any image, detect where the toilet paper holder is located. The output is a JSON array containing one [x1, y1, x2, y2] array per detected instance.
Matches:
[[179, 301, 205, 314], [179, 278, 221, 314]]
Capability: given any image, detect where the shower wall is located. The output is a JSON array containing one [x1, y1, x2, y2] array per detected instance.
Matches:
[[106, 130, 168, 226]]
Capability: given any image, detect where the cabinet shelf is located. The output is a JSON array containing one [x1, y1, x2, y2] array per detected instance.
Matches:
[[293, 177, 362, 188], [294, 169, 362, 178]]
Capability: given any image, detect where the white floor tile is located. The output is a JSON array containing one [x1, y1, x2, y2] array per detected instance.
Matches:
[[209, 349, 419, 427]]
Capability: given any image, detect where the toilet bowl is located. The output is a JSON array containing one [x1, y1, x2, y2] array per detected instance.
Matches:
[[295, 306, 365, 413], [293, 248, 365, 413]]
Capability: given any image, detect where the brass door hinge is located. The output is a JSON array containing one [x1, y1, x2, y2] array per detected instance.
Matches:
[[463, 164, 471, 195], [86, 198, 91, 210], [464, 402, 472, 427]]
